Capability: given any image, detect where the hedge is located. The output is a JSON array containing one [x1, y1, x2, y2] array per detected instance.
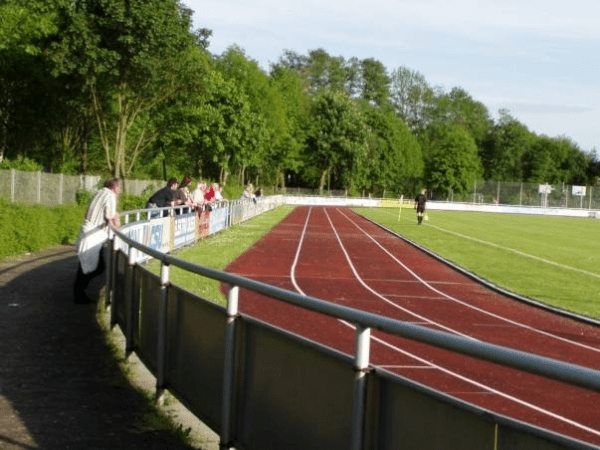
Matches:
[[0, 193, 148, 259]]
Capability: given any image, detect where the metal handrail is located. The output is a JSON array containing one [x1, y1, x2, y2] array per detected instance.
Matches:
[[112, 226, 600, 393]]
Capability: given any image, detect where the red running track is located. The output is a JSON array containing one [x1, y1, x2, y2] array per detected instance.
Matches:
[[224, 206, 600, 446]]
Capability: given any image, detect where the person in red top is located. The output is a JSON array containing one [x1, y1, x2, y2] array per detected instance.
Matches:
[[204, 183, 216, 204]]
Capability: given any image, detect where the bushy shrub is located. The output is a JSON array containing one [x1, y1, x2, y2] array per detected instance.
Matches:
[[75, 190, 92, 206], [119, 194, 147, 212], [0, 200, 86, 259], [0, 156, 43, 171]]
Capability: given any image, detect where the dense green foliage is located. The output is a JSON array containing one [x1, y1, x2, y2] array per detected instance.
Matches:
[[0, 199, 86, 258], [0, 192, 156, 259], [1, 1, 598, 199]]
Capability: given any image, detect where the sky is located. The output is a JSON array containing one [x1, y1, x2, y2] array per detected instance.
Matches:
[[185, 0, 599, 152]]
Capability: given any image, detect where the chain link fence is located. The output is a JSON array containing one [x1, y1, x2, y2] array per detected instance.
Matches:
[[0, 169, 163, 205], [2, 170, 599, 211], [434, 180, 600, 210]]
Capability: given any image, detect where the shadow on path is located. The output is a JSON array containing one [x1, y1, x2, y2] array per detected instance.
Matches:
[[0, 246, 197, 450]]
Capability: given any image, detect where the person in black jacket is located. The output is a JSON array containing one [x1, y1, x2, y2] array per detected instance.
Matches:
[[146, 178, 180, 217], [414, 189, 427, 225]]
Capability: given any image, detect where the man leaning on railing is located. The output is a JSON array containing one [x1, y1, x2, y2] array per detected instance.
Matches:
[[73, 178, 121, 304]]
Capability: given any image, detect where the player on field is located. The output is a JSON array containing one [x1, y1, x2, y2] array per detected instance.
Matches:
[[414, 189, 427, 225]]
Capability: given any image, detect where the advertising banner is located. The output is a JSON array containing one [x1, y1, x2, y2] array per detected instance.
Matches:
[[174, 212, 196, 248], [210, 206, 230, 234]]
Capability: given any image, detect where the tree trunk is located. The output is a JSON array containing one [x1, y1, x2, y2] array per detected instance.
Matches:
[[318, 168, 329, 195], [278, 170, 286, 190], [219, 167, 230, 185]]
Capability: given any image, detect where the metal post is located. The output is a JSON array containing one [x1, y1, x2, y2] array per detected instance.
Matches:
[[220, 284, 239, 450], [497, 181, 500, 204], [105, 233, 115, 310], [10, 169, 15, 202], [125, 245, 136, 354], [351, 324, 371, 450], [59, 173, 64, 204], [519, 182, 523, 206], [156, 261, 170, 402], [37, 171, 41, 203], [109, 233, 119, 327]]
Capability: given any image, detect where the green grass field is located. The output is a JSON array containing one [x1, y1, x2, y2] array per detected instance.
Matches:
[[355, 207, 600, 320]]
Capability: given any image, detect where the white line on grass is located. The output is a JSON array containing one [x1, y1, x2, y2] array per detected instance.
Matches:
[[368, 208, 599, 280], [430, 222, 600, 280]]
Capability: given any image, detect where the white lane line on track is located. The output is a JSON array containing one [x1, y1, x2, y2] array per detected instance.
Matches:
[[289, 206, 600, 439], [337, 208, 600, 355], [319, 210, 476, 339]]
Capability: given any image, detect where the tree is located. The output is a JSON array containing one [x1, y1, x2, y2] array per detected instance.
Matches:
[[167, 67, 267, 185], [304, 91, 368, 193], [480, 110, 534, 181], [586, 150, 600, 185], [360, 103, 422, 196], [423, 124, 483, 197], [305, 49, 348, 93], [0, 1, 58, 164], [522, 135, 591, 184], [444, 87, 492, 147], [0, 2, 57, 53], [46, 0, 199, 179], [275, 49, 348, 94], [359, 58, 391, 108], [268, 65, 310, 188], [389, 66, 435, 132], [215, 46, 275, 185]]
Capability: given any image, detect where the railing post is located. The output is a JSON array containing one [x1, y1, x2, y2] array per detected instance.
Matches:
[[37, 171, 41, 203], [156, 261, 170, 403], [59, 173, 64, 204], [125, 245, 136, 355], [351, 324, 371, 450], [220, 284, 239, 450], [109, 232, 119, 327], [10, 169, 15, 202], [105, 232, 115, 310]]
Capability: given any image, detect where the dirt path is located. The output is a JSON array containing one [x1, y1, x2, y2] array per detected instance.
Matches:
[[0, 245, 216, 450]]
